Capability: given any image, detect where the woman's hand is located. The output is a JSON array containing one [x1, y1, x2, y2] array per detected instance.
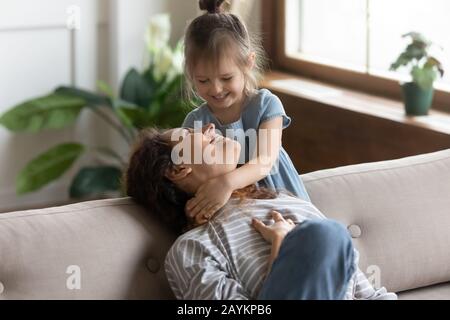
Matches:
[[252, 210, 295, 243], [252, 210, 296, 275], [185, 176, 233, 224]]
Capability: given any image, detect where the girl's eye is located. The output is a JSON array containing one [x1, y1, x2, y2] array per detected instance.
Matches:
[[198, 79, 208, 84], [223, 77, 233, 81]]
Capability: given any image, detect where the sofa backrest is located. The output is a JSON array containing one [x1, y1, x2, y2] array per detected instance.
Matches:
[[2, 149, 449, 299], [302, 148, 450, 293], [0, 198, 176, 299]]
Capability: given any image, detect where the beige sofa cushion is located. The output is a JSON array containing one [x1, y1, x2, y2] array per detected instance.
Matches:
[[0, 198, 176, 299], [398, 282, 450, 300], [302, 149, 450, 293]]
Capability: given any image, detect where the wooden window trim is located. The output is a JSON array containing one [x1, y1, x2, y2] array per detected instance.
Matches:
[[261, 0, 450, 112]]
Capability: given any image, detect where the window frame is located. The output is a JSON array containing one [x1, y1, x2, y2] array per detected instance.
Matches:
[[262, 0, 450, 111]]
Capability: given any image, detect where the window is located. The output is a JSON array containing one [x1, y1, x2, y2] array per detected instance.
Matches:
[[270, 0, 450, 110], [286, 0, 367, 72], [369, 0, 450, 88]]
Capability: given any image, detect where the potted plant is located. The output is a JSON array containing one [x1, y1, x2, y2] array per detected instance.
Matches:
[[0, 14, 195, 199], [390, 32, 444, 116]]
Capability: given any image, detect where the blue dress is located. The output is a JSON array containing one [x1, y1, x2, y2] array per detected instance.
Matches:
[[182, 88, 310, 201]]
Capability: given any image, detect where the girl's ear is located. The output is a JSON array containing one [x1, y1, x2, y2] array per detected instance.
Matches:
[[248, 52, 256, 70], [165, 165, 193, 182]]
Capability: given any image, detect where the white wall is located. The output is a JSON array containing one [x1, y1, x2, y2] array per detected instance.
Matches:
[[108, 0, 260, 90], [0, 0, 262, 212], [0, 0, 99, 212], [0, 0, 197, 212]]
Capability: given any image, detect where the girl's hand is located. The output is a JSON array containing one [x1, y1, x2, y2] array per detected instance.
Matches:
[[185, 176, 233, 224], [252, 210, 296, 244]]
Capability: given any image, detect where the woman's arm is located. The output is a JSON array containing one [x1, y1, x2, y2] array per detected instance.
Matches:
[[353, 268, 398, 300], [165, 239, 250, 300]]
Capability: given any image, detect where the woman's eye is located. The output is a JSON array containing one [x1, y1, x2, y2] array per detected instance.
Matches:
[[223, 77, 233, 81], [198, 79, 208, 84]]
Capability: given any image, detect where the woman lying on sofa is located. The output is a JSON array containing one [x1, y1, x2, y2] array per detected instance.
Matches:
[[124, 124, 397, 300]]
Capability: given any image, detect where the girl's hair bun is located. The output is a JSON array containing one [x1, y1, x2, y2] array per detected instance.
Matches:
[[199, 0, 227, 14]]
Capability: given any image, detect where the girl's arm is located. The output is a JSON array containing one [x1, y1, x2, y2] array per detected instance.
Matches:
[[186, 117, 283, 219], [224, 116, 283, 190]]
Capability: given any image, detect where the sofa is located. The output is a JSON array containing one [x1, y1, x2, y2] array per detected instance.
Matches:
[[1, 148, 449, 300]]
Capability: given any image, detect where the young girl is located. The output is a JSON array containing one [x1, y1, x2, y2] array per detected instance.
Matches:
[[182, 0, 311, 222]]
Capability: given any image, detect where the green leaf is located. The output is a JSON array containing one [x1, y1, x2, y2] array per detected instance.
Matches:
[[116, 106, 152, 129], [0, 93, 86, 133], [96, 80, 115, 98], [402, 32, 431, 47], [115, 108, 133, 128], [412, 65, 437, 90], [154, 100, 191, 128], [425, 57, 444, 77], [390, 52, 409, 71], [147, 100, 162, 119], [55, 86, 110, 107], [69, 166, 122, 198], [404, 43, 426, 61], [159, 73, 183, 104], [16, 143, 85, 194], [143, 66, 158, 87], [391, 31, 445, 82], [111, 98, 139, 110], [120, 68, 155, 108]]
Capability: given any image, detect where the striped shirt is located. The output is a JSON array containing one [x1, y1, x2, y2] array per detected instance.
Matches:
[[165, 193, 397, 300]]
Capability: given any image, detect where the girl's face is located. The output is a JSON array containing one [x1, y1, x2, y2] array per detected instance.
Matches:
[[193, 56, 247, 112]]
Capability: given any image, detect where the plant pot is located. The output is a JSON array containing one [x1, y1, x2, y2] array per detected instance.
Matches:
[[401, 82, 434, 116]]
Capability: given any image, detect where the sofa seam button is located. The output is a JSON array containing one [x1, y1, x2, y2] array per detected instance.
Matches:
[[347, 224, 362, 238], [146, 258, 160, 273]]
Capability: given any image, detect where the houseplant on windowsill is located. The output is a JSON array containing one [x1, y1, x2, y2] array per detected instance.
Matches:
[[0, 14, 193, 200], [390, 32, 444, 116]]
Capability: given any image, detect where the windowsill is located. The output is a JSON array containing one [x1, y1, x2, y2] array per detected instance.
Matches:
[[262, 71, 450, 136]]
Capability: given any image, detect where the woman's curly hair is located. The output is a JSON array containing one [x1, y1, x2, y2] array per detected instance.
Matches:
[[123, 128, 190, 234]]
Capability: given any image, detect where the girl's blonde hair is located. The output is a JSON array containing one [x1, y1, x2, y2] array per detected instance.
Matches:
[[184, 0, 268, 103]]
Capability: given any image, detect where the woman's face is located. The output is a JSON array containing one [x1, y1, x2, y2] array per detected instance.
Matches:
[[162, 123, 241, 181]]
